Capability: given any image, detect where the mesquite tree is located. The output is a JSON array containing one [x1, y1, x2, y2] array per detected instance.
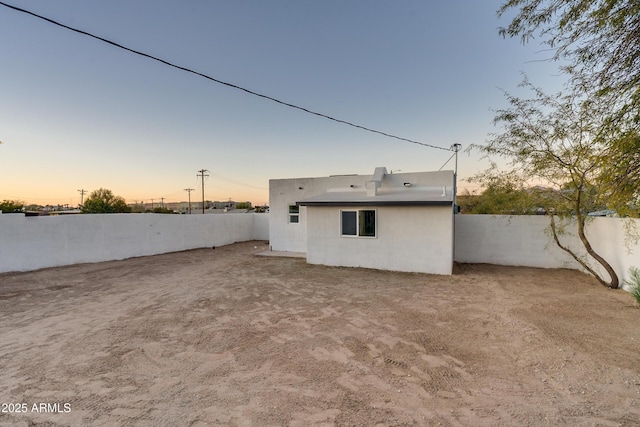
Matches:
[[473, 80, 638, 288], [498, 0, 640, 111]]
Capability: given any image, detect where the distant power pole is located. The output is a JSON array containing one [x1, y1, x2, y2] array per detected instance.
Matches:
[[77, 189, 87, 206], [184, 188, 194, 214], [160, 197, 165, 209], [197, 169, 209, 214]]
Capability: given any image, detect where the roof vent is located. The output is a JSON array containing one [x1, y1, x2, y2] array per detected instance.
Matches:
[[366, 180, 380, 196], [367, 167, 387, 196]]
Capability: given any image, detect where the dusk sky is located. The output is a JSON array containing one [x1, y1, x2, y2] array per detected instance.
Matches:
[[0, 1, 565, 207]]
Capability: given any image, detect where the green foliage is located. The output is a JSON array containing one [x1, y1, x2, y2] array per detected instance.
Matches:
[[460, 169, 549, 215], [598, 133, 640, 217], [498, 1, 640, 219], [0, 199, 24, 213], [498, 0, 640, 110], [81, 188, 131, 214], [476, 79, 635, 218], [235, 202, 252, 210], [472, 80, 629, 288], [493, 1, 640, 289], [624, 267, 640, 305]]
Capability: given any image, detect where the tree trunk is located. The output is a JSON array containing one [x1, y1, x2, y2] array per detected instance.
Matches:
[[575, 212, 619, 288], [549, 214, 619, 288]]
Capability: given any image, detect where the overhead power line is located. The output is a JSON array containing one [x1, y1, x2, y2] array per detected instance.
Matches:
[[0, 1, 452, 153]]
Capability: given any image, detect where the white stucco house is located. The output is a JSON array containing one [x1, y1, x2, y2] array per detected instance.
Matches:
[[269, 167, 455, 275]]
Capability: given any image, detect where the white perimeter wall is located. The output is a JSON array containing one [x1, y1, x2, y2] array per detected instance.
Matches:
[[306, 205, 454, 275], [455, 215, 640, 287], [2, 211, 637, 288], [0, 213, 269, 273]]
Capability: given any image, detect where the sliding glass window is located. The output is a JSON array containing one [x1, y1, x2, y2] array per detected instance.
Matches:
[[341, 209, 376, 237]]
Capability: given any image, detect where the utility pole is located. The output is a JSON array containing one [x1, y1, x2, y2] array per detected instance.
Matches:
[[77, 189, 87, 207], [184, 188, 194, 214], [160, 197, 165, 209], [452, 143, 461, 177], [197, 169, 209, 214], [451, 143, 461, 209]]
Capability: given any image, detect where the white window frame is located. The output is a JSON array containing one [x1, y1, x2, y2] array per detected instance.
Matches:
[[340, 209, 376, 238], [288, 205, 300, 224]]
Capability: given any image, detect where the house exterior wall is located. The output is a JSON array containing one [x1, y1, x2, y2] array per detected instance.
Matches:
[[306, 205, 454, 275], [269, 170, 454, 253], [269, 175, 372, 252]]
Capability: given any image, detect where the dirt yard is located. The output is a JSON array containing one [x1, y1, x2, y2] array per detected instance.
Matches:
[[0, 241, 638, 426]]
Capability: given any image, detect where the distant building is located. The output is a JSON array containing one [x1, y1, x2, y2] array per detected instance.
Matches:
[[132, 200, 251, 213]]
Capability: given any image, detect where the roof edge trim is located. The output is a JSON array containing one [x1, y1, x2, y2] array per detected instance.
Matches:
[[297, 200, 453, 207]]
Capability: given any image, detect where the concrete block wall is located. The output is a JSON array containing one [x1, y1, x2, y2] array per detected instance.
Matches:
[[2, 212, 637, 289], [454, 215, 640, 287], [0, 213, 269, 273]]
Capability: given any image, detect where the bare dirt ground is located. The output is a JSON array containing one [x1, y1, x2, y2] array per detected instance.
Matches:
[[0, 241, 639, 426]]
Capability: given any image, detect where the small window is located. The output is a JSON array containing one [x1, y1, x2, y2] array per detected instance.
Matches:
[[341, 211, 357, 235], [288, 205, 299, 223], [359, 210, 376, 237], [341, 209, 376, 237]]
